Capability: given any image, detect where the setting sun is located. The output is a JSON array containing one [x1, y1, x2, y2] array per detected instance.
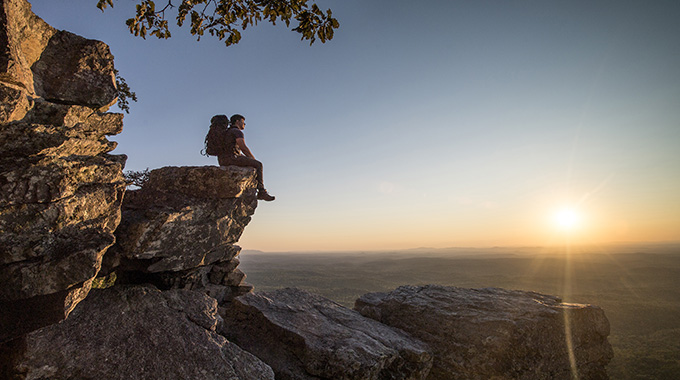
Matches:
[[554, 208, 581, 231]]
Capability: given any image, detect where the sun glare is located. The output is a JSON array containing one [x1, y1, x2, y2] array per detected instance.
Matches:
[[554, 208, 581, 231]]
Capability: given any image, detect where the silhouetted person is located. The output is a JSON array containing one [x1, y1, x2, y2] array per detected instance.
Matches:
[[211, 114, 275, 201]]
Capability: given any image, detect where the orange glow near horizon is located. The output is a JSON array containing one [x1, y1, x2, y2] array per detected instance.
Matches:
[[237, 181, 680, 252]]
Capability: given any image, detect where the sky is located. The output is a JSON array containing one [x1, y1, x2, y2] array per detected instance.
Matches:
[[30, 0, 680, 251]]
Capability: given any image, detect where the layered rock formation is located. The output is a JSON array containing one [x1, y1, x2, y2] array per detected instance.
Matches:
[[355, 285, 614, 380], [103, 165, 259, 304], [0, 0, 125, 342], [221, 288, 433, 380]]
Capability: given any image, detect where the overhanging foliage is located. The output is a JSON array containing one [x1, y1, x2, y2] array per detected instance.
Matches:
[[96, 0, 339, 46]]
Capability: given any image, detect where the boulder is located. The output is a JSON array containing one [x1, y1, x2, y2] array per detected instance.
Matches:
[[355, 285, 613, 380], [221, 288, 433, 380], [105, 166, 259, 303], [31, 30, 117, 109], [6, 285, 275, 380], [1, 0, 117, 118]]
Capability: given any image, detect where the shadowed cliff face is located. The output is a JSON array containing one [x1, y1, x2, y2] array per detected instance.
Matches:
[[0, 0, 125, 342]]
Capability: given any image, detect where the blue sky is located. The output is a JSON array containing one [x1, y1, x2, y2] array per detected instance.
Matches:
[[31, 0, 680, 251]]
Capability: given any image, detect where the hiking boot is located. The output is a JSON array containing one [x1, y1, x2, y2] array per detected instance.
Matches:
[[257, 189, 275, 201]]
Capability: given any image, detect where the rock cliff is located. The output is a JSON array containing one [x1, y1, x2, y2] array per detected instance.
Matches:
[[103, 165, 259, 304], [0, 1, 614, 379], [0, 0, 124, 342]]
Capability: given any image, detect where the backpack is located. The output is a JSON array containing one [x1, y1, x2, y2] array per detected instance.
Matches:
[[202, 124, 227, 156]]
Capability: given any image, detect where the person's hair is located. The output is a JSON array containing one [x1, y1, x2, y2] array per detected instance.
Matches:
[[210, 114, 229, 126], [230, 114, 245, 125]]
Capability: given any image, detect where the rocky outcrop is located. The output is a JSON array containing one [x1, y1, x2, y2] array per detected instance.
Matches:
[[104, 166, 259, 303], [0, 0, 117, 124], [31, 30, 117, 108], [0, 0, 125, 342], [355, 285, 614, 380], [221, 288, 433, 380], [8, 285, 275, 380]]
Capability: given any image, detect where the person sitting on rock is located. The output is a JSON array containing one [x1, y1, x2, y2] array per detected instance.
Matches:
[[213, 114, 275, 201]]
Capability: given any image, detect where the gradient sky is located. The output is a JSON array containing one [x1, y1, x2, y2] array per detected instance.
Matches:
[[31, 0, 680, 251]]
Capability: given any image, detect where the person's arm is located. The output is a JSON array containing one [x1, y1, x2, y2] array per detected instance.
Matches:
[[236, 138, 256, 159]]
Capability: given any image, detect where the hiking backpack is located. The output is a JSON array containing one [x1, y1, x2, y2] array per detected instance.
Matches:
[[202, 124, 227, 156]]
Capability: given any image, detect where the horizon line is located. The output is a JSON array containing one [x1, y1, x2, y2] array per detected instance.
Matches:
[[241, 240, 680, 255]]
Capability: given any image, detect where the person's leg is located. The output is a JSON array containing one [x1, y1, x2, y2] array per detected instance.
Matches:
[[235, 158, 274, 201], [220, 156, 265, 189]]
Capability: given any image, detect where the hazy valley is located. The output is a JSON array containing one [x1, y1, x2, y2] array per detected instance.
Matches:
[[241, 243, 680, 379]]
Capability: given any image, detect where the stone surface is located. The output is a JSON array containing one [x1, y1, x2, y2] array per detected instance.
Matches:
[[221, 288, 433, 380], [6, 286, 275, 380], [0, 100, 122, 160], [0, 0, 55, 117], [1, 0, 117, 115], [0, 102, 126, 341], [104, 165, 259, 303], [144, 165, 258, 199], [31, 30, 117, 108], [0, 0, 125, 342], [355, 285, 614, 380], [0, 80, 30, 123]]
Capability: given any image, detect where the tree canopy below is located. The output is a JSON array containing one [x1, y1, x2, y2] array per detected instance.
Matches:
[[95, 0, 339, 46]]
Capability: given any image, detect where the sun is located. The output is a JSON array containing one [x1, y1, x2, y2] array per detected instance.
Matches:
[[554, 208, 581, 230]]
